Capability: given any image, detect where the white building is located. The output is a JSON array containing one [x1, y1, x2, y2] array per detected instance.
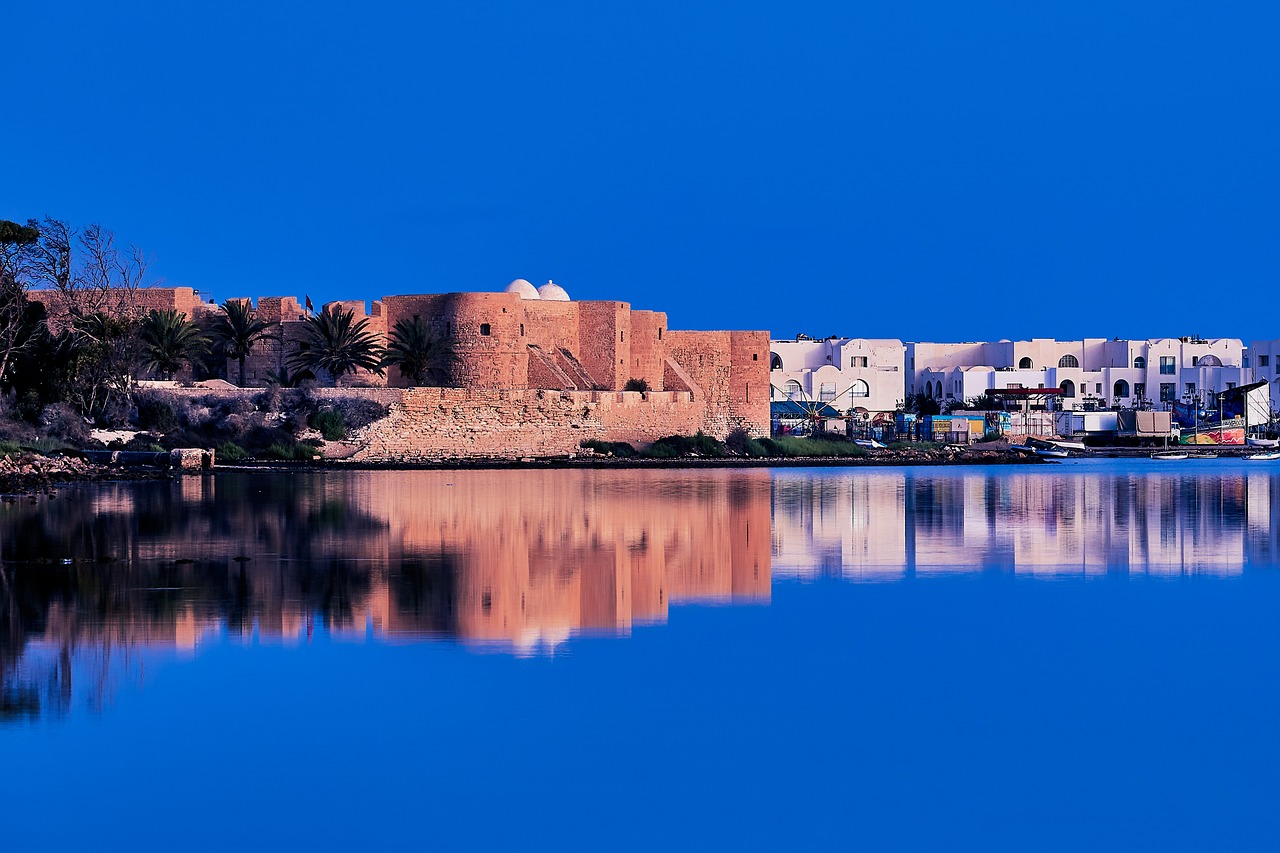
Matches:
[[769, 337, 905, 414], [1247, 340, 1280, 413], [909, 337, 1252, 411]]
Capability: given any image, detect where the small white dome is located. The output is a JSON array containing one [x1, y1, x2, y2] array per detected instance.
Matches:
[[505, 278, 540, 300], [537, 280, 570, 301]]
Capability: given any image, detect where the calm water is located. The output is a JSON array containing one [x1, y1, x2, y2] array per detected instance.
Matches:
[[3, 460, 1280, 850]]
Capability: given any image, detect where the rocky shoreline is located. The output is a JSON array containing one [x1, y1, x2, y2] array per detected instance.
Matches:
[[0, 453, 169, 498]]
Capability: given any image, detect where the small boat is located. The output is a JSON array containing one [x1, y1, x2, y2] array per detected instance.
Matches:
[[1245, 451, 1280, 461], [1010, 444, 1036, 455], [1188, 451, 1219, 459], [1247, 437, 1280, 449], [1151, 451, 1189, 460], [853, 438, 887, 450], [1035, 447, 1069, 459]]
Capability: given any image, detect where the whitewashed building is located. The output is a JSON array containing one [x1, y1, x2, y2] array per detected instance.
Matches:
[[769, 337, 905, 414], [1247, 339, 1280, 413], [910, 337, 1252, 411]]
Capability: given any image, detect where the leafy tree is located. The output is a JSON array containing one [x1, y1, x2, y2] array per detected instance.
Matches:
[[212, 299, 276, 386], [904, 392, 941, 416], [383, 316, 455, 385], [67, 311, 142, 420], [138, 309, 211, 380], [287, 305, 385, 383], [965, 393, 1004, 411], [0, 219, 42, 385]]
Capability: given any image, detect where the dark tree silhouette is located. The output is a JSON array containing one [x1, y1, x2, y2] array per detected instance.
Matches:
[[138, 309, 210, 380], [212, 300, 276, 386], [287, 305, 385, 383], [383, 316, 456, 385]]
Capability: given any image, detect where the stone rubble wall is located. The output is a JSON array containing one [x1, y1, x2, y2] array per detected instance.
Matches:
[[346, 387, 705, 461], [148, 384, 726, 461]]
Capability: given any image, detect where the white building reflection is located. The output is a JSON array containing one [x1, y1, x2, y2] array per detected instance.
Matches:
[[772, 465, 1280, 579]]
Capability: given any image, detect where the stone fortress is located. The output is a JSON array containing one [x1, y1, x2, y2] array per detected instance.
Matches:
[[34, 280, 771, 460]]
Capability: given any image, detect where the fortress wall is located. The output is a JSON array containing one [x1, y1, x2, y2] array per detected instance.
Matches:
[[383, 292, 527, 389], [629, 310, 667, 392], [575, 301, 630, 391], [729, 330, 771, 435], [347, 387, 704, 461], [664, 330, 769, 436], [150, 384, 704, 459], [521, 300, 581, 361], [235, 297, 304, 386]]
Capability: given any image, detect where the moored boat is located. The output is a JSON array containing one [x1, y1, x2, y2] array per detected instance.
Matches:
[[1247, 437, 1280, 448], [1245, 451, 1280, 461], [1151, 451, 1190, 460]]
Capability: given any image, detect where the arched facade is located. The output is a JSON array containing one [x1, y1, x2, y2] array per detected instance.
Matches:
[[770, 352, 783, 370], [1058, 354, 1079, 368], [1114, 380, 1130, 398], [784, 380, 803, 400], [1060, 380, 1075, 398], [1019, 357, 1033, 369], [851, 379, 869, 398], [1133, 356, 1146, 369]]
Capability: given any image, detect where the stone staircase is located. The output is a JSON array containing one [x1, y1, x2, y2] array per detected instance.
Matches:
[[553, 347, 603, 391]]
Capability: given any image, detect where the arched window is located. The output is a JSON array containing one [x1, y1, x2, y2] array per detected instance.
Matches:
[[1198, 354, 1223, 367], [1114, 380, 1130, 398], [851, 379, 870, 398], [1058, 354, 1079, 368], [1133, 356, 1146, 369], [1060, 380, 1075, 398], [769, 353, 783, 371], [1019, 357, 1033, 369], [784, 380, 803, 400]]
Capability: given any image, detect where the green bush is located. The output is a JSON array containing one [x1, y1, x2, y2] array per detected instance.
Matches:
[[311, 409, 346, 440], [580, 439, 637, 457], [135, 395, 179, 432], [642, 432, 728, 458], [763, 435, 866, 458], [216, 441, 250, 462], [265, 441, 318, 461], [0, 440, 23, 456], [20, 437, 75, 455]]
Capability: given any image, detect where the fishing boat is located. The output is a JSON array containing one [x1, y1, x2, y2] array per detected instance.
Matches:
[[1151, 451, 1190, 460], [1035, 447, 1069, 459], [1188, 451, 1219, 459], [853, 438, 887, 450], [1245, 451, 1280, 461], [1247, 437, 1280, 449]]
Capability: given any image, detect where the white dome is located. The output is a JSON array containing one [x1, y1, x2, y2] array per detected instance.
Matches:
[[537, 280, 570, 301], [505, 278, 540, 300]]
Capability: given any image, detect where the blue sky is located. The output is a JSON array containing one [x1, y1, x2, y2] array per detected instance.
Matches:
[[4, 2, 1277, 342]]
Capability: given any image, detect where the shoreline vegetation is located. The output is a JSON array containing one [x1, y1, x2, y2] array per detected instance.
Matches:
[[0, 432, 1046, 497]]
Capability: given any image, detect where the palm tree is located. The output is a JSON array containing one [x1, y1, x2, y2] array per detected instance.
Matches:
[[383, 316, 456, 385], [138, 309, 210, 380], [211, 300, 276, 386], [286, 305, 385, 383]]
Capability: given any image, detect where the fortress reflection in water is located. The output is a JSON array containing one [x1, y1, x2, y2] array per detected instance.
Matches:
[[4, 464, 1280, 718]]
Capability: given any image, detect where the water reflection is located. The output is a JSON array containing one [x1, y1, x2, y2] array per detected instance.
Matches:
[[4, 462, 1280, 719], [0, 470, 771, 718], [772, 464, 1280, 579]]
